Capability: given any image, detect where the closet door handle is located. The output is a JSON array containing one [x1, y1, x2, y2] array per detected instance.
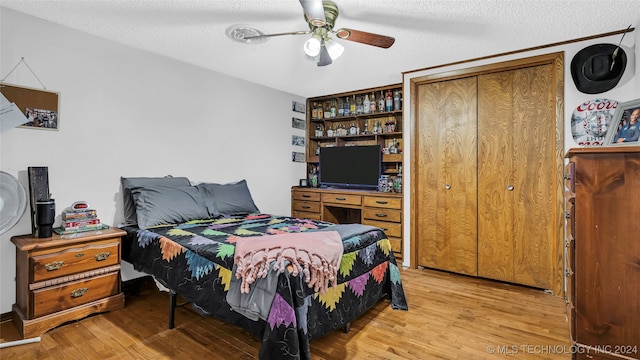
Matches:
[[445, 184, 451, 190], [507, 185, 514, 191]]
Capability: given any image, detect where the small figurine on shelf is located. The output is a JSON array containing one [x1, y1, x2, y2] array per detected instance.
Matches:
[[309, 165, 319, 188], [314, 123, 324, 137], [385, 119, 396, 133], [394, 166, 403, 193], [389, 138, 399, 154]]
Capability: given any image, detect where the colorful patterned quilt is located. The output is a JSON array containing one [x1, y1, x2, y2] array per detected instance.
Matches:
[[121, 214, 407, 360]]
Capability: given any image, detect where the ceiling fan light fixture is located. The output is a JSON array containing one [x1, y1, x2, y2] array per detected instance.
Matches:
[[304, 34, 322, 57], [325, 38, 344, 60]]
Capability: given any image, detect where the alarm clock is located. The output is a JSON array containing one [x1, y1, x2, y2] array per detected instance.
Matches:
[[71, 201, 90, 210]]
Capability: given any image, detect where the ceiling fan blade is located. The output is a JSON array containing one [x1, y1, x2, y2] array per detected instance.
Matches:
[[335, 28, 395, 48], [243, 30, 310, 40], [299, 0, 326, 26]]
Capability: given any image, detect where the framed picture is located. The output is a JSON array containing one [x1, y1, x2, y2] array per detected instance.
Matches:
[[292, 135, 305, 147], [292, 151, 305, 163], [292, 101, 306, 114], [604, 98, 640, 146], [0, 82, 60, 130], [291, 117, 306, 130]]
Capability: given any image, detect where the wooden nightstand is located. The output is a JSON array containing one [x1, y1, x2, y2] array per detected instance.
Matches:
[[11, 227, 126, 338]]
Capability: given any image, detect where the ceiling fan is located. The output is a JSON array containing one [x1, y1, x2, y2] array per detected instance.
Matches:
[[227, 0, 395, 67]]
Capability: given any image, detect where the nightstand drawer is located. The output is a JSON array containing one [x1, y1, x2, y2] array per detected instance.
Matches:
[[31, 239, 120, 283], [31, 271, 120, 318], [363, 196, 401, 209], [363, 207, 401, 223], [322, 193, 361, 206], [292, 201, 321, 214]]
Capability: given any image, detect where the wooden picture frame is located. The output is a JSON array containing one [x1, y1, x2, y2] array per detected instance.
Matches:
[[604, 98, 640, 146], [0, 82, 60, 130]]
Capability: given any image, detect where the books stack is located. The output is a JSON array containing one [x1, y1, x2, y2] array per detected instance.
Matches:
[[55, 203, 109, 235]]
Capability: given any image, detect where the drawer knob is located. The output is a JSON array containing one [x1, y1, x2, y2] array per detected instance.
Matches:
[[302, 194, 311, 198], [44, 261, 64, 271], [335, 197, 346, 201], [75, 253, 85, 258], [95, 252, 111, 261], [376, 200, 388, 204], [71, 287, 88, 298], [302, 205, 311, 209], [375, 213, 388, 218]]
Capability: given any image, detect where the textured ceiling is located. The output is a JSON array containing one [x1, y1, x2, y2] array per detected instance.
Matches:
[[1, 0, 639, 97]]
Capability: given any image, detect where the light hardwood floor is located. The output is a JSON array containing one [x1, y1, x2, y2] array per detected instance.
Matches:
[[0, 267, 571, 359]]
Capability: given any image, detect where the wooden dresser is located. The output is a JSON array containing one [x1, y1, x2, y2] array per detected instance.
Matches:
[[11, 227, 126, 338], [292, 187, 403, 260], [565, 147, 639, 359]]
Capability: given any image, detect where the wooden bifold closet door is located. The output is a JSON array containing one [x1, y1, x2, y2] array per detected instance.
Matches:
[[476, 64, 556, 289], [414, 54, 562, 293], [415, 76, 478, 276]]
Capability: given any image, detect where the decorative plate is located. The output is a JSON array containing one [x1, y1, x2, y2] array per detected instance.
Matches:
[[571, 98, 618, 146], [0, 171, 28, 234]]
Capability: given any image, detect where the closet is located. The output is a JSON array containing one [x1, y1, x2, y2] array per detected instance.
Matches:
[[412, 53, 564, 294]]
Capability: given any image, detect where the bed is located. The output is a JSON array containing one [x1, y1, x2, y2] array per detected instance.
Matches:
[[118, 177, 408, 360]]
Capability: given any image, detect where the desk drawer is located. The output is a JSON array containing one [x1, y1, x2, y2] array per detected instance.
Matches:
[[362, 219, 402, 238], [292, 211, 321, 220], [363, 196, 401, 209], [31, 271, 120, 318], [322, 193, 361, 206], [363, 207, 402, 223], [292, 201, 321, 214], [292, 191, 321, 202], [31, 240, 120, 283]]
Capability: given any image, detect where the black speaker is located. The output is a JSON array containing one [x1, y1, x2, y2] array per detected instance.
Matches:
[[36, 199, 55, 238], [28, 166, 50, 236]]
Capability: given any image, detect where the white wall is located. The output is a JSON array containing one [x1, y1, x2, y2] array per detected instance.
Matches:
[[0, 8, 307, 314], [401, 26, 640, 265]]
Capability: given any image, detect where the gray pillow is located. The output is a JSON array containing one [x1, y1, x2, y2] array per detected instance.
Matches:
[[130, 184, 210, 229], [121, 176, 191, 226], [196, 179, 259, 216]]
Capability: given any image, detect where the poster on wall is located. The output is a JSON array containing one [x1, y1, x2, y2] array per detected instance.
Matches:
[[570, 98, 618, 146], [0, 82, 60, 130]]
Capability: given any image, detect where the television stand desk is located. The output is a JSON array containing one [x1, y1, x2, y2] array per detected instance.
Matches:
[[291, 186, 403, 260]]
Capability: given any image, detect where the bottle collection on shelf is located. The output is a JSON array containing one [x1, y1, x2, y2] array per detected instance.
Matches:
[[310, 89, 402, 121]]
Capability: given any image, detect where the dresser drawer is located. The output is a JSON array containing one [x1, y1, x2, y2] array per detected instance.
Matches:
[[292, 201, 321, 214], [31, 271, 120, 318], [292, 190, 321, 202], [31, 239, 120, 283], [363, 207, 402, 223], [322, 193, 361, 206], [362, 219, 402, 238], [363, 196, 401, 209]]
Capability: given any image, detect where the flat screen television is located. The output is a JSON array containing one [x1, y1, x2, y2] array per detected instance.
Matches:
[[319, 145, 381, 190]]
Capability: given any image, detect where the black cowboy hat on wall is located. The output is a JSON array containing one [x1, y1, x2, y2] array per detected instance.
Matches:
[[571, 43, 627, 94]]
